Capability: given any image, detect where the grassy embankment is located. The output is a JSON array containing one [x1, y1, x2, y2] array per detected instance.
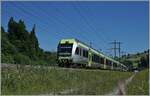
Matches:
[[126, 69, 149, 95], [2, 64, 132, 95]]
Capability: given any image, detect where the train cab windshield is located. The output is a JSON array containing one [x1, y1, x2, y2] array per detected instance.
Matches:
[[58, 43, 73, 56]]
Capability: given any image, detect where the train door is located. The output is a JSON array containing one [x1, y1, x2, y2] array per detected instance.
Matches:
[[88, 49, 92, 67]]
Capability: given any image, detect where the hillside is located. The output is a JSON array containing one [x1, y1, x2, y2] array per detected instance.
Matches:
[[120, 50, 149, 71]]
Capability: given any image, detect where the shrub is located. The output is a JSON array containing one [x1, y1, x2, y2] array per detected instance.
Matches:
[[14, 53, 32, 65], [1, 54, 14, 64]]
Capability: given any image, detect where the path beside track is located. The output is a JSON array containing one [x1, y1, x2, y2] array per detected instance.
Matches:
[[107, 73, 136, 95]]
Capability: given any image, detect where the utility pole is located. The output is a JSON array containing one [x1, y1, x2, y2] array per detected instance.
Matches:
[[118, 42, 122, 59], [109, 40, 118, 58], [109, 40, 122, 59]]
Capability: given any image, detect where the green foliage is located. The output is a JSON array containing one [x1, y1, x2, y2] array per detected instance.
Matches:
[[120, 49, 149, 71], [121, 60, 133, 71], [1, 26, 17, 55], [14, 53, 32, 65], [139, 54, 149, 69], [1, 17, 57, 65], [28, 24, 40, 58], [1, 54, 14, 64]]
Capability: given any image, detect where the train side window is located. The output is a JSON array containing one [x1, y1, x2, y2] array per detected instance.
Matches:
[[106, 60, 108, 65], [100, 57, 104, 64], [75, 47, 79, 55], [83, 50, 86, 57], [79, 48, 82, 56], [113, 63, 117, 67], [85, 50, 88, 58], [106, 59, 111, 65], [82, 50, 88, 58], [92, 54, 99, 63], [92, 54, 94, 61]]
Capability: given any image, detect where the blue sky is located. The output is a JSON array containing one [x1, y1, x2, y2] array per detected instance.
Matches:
[[1, 1, 149, 56]]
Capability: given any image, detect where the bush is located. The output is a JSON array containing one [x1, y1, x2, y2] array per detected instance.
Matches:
[[1, 54, 14, 64], [34, 60, 48, 65], [14, 53, 32, 65]]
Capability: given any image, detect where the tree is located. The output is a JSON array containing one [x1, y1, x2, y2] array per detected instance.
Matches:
[[1, 26, 17, 55], [139, 54, 149, 70], [2, 17, 57, 66], [1, 26, 5, 33], [121, 60, 133, 71], [8, 17, 18, 42], [7, 18, 31, 55], [17, 20, 30, 54], [29, 24, 39, 59]]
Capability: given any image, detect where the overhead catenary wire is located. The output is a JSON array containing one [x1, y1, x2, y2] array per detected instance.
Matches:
[[11, 3, 66, 40], [83, 3, 113, 41], [52, 6, 101, 48], [72, 2, 108, 46], [21, 2, 95, 47], [6, 4, 59, 39], [53, 6, 92, 43], [10, 2, 109, 52], [10, 2, 95, 51], [29, 2, 90, 43]]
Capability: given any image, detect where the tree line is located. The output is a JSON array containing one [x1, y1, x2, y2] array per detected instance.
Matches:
[[1, 17, 56, 66], [120, 50, 149, 71], [138, 50, 149, 70]]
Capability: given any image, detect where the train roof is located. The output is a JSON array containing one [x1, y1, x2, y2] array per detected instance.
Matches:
[[59, 38, 121, 64]]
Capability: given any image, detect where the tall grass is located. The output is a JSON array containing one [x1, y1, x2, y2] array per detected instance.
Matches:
[[2, 64, 132, 95], [126, 69, 149, 95]]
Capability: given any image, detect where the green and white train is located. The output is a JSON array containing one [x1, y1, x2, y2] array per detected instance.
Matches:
[[57, 38, 128, 71]]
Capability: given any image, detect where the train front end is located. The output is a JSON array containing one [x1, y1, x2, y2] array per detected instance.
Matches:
[[57, 39, 74, 67]]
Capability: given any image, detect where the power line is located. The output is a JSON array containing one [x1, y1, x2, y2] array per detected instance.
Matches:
[[29, 2, 94, 46], [10, 2, 114, 54], [50, 6, 91, 42], [72, 3, 107, 47], [51, 3, 103, 49], [12, 3, 68, 40], [11, 3, 99, 52], [11, 4, 56, 35], [83, 4, 113, 41]]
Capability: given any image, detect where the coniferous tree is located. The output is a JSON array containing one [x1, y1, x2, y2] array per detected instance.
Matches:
[[1, 26, 5, 33], [1, 26, 17, 55], [8, 17, 30, 54], [17, 20, 30, 54], [29, 24, 39, 59], [8, 17, 18, 42]]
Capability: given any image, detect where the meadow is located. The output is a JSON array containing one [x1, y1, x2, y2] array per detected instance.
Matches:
[[126, 69, 149, 95], [2, 64, 132, 95]]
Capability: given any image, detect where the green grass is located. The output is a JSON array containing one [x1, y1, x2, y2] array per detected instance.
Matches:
[[2, 64, 132, 95], [126, 69, 149, 95]]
